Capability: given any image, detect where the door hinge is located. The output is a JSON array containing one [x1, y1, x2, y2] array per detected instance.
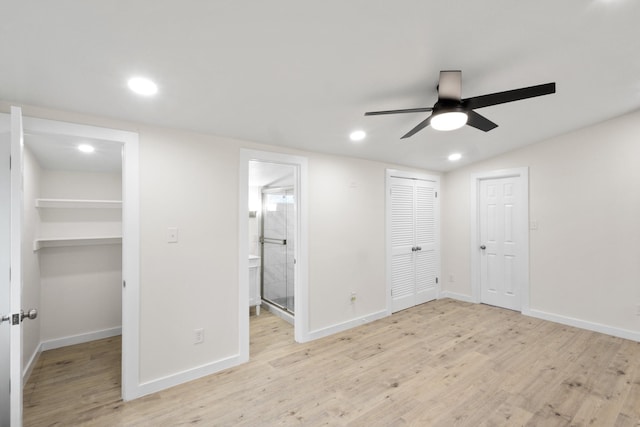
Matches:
[[435, 277, 439, 284], [123, 280, 126, 288], [9, 155, 11, 170], [435, 191, 438, 198]]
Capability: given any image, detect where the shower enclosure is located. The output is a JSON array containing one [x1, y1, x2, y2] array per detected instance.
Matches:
[[261, 187, 295, 314]]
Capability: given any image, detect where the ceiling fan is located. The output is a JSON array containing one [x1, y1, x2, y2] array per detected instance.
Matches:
[[365, 70, 556, 138]]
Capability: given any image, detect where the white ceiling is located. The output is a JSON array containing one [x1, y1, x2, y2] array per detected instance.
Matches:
[[2, 1, 639, 172], [249, 161, 294, 188], [25, 133, 122, 173]]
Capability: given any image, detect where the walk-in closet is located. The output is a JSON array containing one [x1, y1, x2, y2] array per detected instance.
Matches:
[[24, 132, 123, 363]]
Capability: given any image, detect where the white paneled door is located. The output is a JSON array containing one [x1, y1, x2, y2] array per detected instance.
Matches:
[[479, 176, 521, 311], [1, 107, 24, 427], [0, 111, 11, 427], [389, 176, 439, 313]]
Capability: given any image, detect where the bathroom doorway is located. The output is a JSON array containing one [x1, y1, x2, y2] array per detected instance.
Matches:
[[249, 161, 296, 323], [239, 149, 309, 353]]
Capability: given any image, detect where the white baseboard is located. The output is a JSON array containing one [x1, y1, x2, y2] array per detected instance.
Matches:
[[41, 326, 122, 351], [262, 302, 294, 325], [134, 354, 245, 399], [439, 291, 475, 304], [23, 344, 42, 385], [306, 309, 388, 341], [438, 294, 639, 343], [526, 309, 640, 343], [24, 327, 123, 384]]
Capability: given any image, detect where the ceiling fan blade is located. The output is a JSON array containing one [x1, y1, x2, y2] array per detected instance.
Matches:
[[466, 110, 498, 132], [462, 82, 556, 110], [438, 70, 462, 101], [400, 115, 432, 139], [365, 107, 432, 116]]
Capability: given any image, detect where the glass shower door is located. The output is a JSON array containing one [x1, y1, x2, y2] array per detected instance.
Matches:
[[261, 188, 295, 313]]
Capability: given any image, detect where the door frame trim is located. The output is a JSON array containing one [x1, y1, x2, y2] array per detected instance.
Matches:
[[9, 107, 24, 426], [20, 114, 141, 401], [385, 169, 441, 315], [470, 167, 529, 313], [239, 149, 309, 354]]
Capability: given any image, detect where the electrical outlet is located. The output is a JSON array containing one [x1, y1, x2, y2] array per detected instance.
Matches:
[[167, 227, 178, 243], [194, 328, 204, 344], [449, 274, 455, 283], [350, 292, 357, 304]]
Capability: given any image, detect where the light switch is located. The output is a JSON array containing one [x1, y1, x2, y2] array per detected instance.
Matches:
[[530, 221, 538, 231], [167, 227, 178, 243]]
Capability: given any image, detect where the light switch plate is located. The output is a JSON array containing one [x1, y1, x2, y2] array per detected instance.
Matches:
[[167, 227, 178, 243]]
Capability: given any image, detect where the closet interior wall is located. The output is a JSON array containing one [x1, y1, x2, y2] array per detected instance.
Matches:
[[23, 143, 123, 352]]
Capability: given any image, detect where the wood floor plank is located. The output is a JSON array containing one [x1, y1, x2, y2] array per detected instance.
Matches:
[[23, 299, 640, 426]]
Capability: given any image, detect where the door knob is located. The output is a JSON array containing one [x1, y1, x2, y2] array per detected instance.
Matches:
[[21, 309, 38, 321], [480, 245, 486, 250], [416, 246, 422, 251]]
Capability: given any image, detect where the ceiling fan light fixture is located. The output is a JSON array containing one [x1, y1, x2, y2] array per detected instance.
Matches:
[[431, 111, 468, 131]]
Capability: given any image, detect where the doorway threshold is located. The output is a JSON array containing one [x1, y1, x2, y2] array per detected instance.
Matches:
[[261, 301, 294, 325]]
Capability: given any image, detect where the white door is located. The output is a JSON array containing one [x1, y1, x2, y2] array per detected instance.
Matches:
[[479, 176, 521, 310], [390, 177, 438, 313], [0, 112, 11, 426], [414, 179, 438, 305], [1, 107, 24, 427]]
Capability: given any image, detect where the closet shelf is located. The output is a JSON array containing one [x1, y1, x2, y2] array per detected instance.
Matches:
[[33, 236, 122, 251], [35, 198, 122, 209]]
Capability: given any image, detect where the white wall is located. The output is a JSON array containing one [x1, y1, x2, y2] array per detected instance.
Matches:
[[442, 109, 640, 336], [38, 169, 122, 343], [2, 102, 437, 393], [135, 127, 436, 381], [308, 154, 389, 330], [138, 127, 242, 382]]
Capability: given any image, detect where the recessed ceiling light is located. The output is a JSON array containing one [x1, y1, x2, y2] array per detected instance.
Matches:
[[350, 130, 366, 141], [448, 153, 462, 162], [78, 144, 95, 153], [127, 77, 158, 96]]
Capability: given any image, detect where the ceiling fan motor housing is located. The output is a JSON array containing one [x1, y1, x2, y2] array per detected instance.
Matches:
[[432, 100, 466, 116]]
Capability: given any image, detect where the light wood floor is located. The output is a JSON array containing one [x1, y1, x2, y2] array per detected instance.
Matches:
[[24, 299, 640, 426]]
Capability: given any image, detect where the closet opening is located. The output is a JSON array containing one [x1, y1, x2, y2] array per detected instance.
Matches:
[[23, 131, 125, 408], [3, 109, 139, 422]]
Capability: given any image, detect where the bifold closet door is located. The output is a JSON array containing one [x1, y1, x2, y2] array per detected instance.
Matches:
[[390, 177, 438, 313]]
